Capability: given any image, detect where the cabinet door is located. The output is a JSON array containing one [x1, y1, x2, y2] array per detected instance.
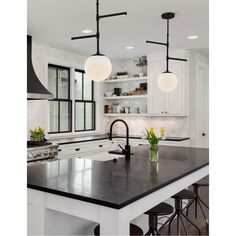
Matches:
[[165, 60, 185, 115], [148, 60, 166, 115]]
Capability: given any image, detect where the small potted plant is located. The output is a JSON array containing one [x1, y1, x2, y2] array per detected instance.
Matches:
[[116, 71, 128, 79], [144, 128, 166, 162], [134, 56, 147, 77], [30, 127, 46, 143]]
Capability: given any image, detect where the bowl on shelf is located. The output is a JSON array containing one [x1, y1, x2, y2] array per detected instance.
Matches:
[[104, 92, 113, 97]]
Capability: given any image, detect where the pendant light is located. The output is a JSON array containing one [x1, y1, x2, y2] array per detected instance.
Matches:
[[146, 12, 187, 92], [71, 0, 127, 81]]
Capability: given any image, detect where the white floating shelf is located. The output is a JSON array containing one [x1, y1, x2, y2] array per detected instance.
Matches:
[[104, 95, 147, 100], [104, 113, 148, 117], [104, 76, 148, 83]]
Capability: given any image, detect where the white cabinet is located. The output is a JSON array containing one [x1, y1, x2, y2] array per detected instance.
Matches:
[[147, 50, 189, 116], [58, 140, 118, 159]]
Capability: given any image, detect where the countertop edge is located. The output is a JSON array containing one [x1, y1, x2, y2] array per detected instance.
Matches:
[[56, 136, 190, 145]]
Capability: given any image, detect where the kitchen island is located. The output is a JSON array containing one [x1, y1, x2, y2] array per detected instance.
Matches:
[[28, 145, 209, 235]]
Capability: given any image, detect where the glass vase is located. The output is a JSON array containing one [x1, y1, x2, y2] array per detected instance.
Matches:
[[149, 144, 159, 162]]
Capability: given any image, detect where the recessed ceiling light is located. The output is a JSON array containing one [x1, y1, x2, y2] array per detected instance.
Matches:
[[188, 35, 199, 39], [82, 29, 93, 34], [126, 46, 134, 50]]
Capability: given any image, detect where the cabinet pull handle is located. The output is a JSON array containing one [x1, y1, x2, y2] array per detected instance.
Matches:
[[58, 149, 61, 152], [75, 148, 80, 151], [99, 145, 103, 148]]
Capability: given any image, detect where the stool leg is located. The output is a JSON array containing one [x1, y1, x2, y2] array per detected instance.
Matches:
[[145, 215, 160, 236], [198, 199, 209, 230], [176, 214, 180, 236], [181, 212, 201, 235], [199, 197, 209, 209], [198, 200, 207, 221], [185, 199, 194, 217], [191, 185, 199, 218], [158, 212, 175, 233], [145, 228, 152, 236], [179, 213, 189, 235], [167, 211, 177, 234]]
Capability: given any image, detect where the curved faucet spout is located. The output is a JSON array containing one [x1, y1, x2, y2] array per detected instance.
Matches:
[[109, 119, 130, 160]]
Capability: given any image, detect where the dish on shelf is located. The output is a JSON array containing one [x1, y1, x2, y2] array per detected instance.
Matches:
[[104, 91, 113, 97]]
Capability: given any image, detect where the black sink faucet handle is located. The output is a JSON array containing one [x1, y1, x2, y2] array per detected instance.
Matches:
[[118, 144, 126, 154]]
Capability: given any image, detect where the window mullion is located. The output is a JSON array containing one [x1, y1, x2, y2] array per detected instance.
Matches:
[[58, 101, 60, 132], [84, 102, 86, 131]]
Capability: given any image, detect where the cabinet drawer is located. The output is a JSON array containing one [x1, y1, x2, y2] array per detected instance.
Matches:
[[58, 140, 118, 159]]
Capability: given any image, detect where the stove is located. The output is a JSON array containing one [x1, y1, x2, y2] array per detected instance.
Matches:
[[27, 141, 59, 165]]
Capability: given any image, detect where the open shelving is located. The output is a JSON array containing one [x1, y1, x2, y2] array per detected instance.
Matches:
[[104, 95, 147, 100], [104, 76, 148, 83], [103, 75, 148, 117], [104, 113, 148, 117]]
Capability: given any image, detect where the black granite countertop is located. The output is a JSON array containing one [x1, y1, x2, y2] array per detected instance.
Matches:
[[27, 145, 208, 209], [50, 134, 190, 145]]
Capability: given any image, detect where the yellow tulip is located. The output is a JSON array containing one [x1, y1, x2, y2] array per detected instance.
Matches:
[[160, 129, 166, 136], [150, 127, 155, 135]]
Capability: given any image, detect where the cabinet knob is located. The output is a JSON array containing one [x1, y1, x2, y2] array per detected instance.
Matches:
[[75, 148, 80, 151], [99, 145, 103, 148], [202, 132, 206, 136], [161, 111, 164, 114], [165, 111, 168, 114]]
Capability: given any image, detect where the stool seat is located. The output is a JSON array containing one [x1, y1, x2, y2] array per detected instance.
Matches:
[[172, 189, 195, 200], [145, 202, 174, 216], [94, 223, 143, 236], [193, 181, 209, 187]]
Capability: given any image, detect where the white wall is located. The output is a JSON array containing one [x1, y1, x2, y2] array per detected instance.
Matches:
[[27, 40, 126, 139], [188, 52, 209, 147], [104, 116, 189, 137]]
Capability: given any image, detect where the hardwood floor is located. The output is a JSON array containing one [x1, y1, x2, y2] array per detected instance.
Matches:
[[160, 176, 209, 236]]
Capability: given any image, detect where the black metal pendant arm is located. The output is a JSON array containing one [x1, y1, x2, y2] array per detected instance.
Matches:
[[146, 12, 187, 73], [71, 0, 127, 55]]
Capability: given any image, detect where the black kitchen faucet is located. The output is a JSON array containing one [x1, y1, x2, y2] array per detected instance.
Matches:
[[109, 119, 131, 160]]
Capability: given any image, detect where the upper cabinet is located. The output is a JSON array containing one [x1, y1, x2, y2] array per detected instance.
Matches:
[[147, 50, 189, 116]]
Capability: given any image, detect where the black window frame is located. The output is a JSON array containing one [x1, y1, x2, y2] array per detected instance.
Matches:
[[74, 69, 96, 132], [48, 64, 72, 134]]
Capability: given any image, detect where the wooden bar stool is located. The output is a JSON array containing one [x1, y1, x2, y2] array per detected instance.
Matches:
[[144, 202, 174, 235], [94, 223, 143, 236], [186, 180, 209, 230], [164, 189, 201, 236]]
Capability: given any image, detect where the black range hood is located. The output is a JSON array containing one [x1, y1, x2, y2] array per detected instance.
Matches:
[[27, 35, 53, 100]]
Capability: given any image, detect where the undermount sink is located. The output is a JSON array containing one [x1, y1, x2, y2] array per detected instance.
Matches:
[[78, 152, 125, 162]]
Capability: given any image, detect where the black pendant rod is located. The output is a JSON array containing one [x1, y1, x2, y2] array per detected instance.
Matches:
[[146, 12, 187, 72], [96, 0, 100, 54], [166, 18, 170, 72], [71, 0, 127, 55]]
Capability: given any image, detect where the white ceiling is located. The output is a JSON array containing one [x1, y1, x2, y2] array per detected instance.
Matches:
[[27, 0, 209, 60]]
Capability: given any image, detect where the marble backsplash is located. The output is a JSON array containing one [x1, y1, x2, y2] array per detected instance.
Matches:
[[104, 116, 189, 137]]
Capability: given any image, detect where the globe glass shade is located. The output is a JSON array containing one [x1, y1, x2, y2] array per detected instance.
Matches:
[[157, 72, 178, 92], [84, 55, 112, 81]]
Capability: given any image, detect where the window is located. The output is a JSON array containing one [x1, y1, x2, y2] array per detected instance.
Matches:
[[75, 69, 95, 132], [48, 64, 72, 133], [48, 65, 95, 134]]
